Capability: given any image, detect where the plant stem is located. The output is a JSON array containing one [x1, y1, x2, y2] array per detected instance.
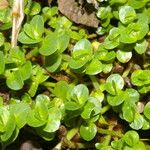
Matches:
[[42, 82, 55, 87], [71, 26, 79, 30], [66, 128, 78, 140], [11, 0, 24, 47], [103, 135, 111, 146], [66, 69, 78, 84], [88, 33, 97, 39], [26, 48, 39, 59], [63, 139, 92, 149], [53, 142, 62, 150], [53, 128, 79, 150], [101, 105, 111, 114], [97, 127, 123, 138], [89, 75, 101, 92], [122, 62, 133, 78], [141, 139, 150, 142]]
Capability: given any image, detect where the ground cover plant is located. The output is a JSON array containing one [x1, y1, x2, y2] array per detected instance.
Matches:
[[0, 0, 150, 149]]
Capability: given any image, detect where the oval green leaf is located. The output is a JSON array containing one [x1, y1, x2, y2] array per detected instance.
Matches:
[[80, 123, 97, 141]]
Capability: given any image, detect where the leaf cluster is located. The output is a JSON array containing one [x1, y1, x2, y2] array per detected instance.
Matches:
[[0, 0, 150, 149]]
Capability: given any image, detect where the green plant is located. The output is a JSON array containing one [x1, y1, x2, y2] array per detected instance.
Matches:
[[0, 0, 150, 149]]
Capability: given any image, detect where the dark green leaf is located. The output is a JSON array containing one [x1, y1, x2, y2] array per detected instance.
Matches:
[[45, 53, 62, 72], [36, 128, 55, 141]]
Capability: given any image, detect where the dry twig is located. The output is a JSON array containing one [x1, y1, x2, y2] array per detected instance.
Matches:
[[11, 0, 24, 48]]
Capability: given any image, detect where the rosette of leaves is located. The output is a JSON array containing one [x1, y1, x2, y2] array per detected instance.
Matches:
[[3, 47, 32, 90], [95, 130, 145, 150], [96, 3, 149, 58], [0, 99, 30, 149], [48, 15, 72, 30], [80, 96, 101, 141], [69, 39, 93, 73], [28, 65, 49, 97], [0, 0, 12, 30], [127, 0, 150, 9], [103, 27, 120, 50], [45, 7, 87, 40], [39, 30, 70, 72], [69, 39, 107, 75], [95, 27, 120, 72], [119, 8, 149, 45], [27, 94, 62, 141], [42, 6, 58, 21], [121, 89, 144, 130], [118, 6, 149, 55], [96, 6, 112, 34], [97, 27, 133, 64], [95, 46, 115, 73], [18, 15, 44, 44], [24, 1, 41, 16], [131, 70, 150, 93], [105, 74, 144, 130], [53, 81, 101, 141], [110, 130, 146, 150]]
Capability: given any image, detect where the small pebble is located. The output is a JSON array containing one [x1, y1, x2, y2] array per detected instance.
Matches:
[[19, 140, 42, 150]]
